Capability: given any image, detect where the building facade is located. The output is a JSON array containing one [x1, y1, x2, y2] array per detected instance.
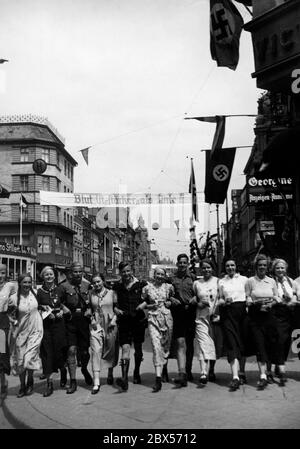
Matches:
[[0, 115, 77, 281]]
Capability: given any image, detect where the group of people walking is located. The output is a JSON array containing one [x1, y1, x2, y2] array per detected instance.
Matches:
[[0, 252, 300, 400]]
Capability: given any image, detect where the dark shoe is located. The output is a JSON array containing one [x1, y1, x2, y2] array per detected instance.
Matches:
[[187, 372, 194, 382], [60, 368, 67, 388], [91, 385, 100, 395], [274, 365, 280, 377], [199, 374, 208, 385], [162, 365, 169, 383], [116, 377, 128, 392], [278, 373, 287, 387], [66, 379, 77, 394], [81, 368, 93, 386], [174, 373, 187, 388], [152, 377, 162, 393], [229, 379, 240, 392], [17, 388, 26, 398], [133, 373, 141, 384], [257, 378, 268, 390], [266, 373, 275, 384], [208, 372, 216, 382], [239, 373, 247, 385], [25, 380, 34, 396], [43, 380, 54, 397], [39, 374, 46, 380], [107, 374, 114, 385]]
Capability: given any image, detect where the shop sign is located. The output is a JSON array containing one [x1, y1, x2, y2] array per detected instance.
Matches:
[[0, 242, 37, 257], [246, 176, 294, 204]]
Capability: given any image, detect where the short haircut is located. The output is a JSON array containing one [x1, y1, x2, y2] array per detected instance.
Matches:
[[200, 258, 214, 269], [91, 272, 105, 282], [70, 262, 82, 270], [177, 253, 189, 263], [271, 258, 288, 275], [119, 261, 130, 272], [254, 254, 268, 269]]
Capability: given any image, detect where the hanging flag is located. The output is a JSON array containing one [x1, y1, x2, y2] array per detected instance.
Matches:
[[20, 194, 28, 208], [174, 219, 180, 234], [205, 147, 236, 204], [210, 0, 244, 71], [189, 159, 198, 222], [185, 115, 226, 160], [0, 184, 10, 198], [80, 147, 91, 165]]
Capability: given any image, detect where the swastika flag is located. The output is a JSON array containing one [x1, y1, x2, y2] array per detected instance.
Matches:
[[205, 147, 236, 204], [210, 0, 244, 70]]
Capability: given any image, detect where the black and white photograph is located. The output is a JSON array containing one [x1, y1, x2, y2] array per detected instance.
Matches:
[[1, 0, 300, 434]]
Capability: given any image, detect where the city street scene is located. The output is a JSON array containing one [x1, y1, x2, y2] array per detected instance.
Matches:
[[1, 0, 300, 433]]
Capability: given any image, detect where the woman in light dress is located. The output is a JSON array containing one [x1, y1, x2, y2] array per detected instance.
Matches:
[[89, 273, 119, 394], [138, 267, 174, 393], [0, 263, 16, 398], [270, 258, 298, 385], [193, 259, 217, 385], [10, 274, 43, 398]]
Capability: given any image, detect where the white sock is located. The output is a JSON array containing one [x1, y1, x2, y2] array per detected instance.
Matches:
[[260, 374, 267, 380]]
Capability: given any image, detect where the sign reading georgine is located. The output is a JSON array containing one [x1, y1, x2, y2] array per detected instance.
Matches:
[[247, 176, 294, 204]]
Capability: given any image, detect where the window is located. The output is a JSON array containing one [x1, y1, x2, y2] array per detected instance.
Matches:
[[41, 205, 49, 222], [37, 235, 51, 253], [22, 207, 28, 221], [70, 167, 73, 182], [42, 176, 50, 191], [20, 148, 29, 162], [57, 179, 60, 191], [20, 175, 29, 191], [64, 186, 66, 193], [55, 237, 62, 255], [64, 160, 67, 176], [56, 151, 60, 167], [64, 212, 66, 226], [41, 148, 50, 163]]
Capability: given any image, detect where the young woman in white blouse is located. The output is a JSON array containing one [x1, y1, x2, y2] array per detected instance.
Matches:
[[193, 259, 217, 385], [218, 259, 248, 391]]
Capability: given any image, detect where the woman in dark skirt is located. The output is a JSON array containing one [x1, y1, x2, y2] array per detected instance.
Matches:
[[218, 259, 248, 391], [0, 263, 16, 398], [245, 255, 280, 390], [37, 266, 68, 397], [270, 258, 298, 385]]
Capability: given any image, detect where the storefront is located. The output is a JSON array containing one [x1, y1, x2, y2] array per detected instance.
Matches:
[[0, 241, 36, 282]]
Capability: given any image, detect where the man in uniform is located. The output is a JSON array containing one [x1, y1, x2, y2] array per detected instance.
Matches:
[[58, 262, 92, 394], [113, 261, 147, 392], [171, 253, 197, 386]]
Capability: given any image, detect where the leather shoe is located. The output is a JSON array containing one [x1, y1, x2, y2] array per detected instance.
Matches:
[[133, 373, 141, 384], [17, 388, 26, 398], [257, 378, 268, 390], [229, 379, 240, 392], [66, 379, 77, 394], [91, 385, 100, 395], [173, 373, 187, 388], [152, 377, 162, 393], [187, 372, 194, 382], [43, 381, 54, 397], [208, 372, 216, 382], [239, 373, 247, 385], [199, 374, 208, 385], [25, 382, 34, 396]]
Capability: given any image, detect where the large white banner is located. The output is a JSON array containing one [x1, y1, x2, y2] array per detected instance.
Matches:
[[39, 191, 192, 207]]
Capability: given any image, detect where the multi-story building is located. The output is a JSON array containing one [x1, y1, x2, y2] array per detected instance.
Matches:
[[0, 115, 77, 281]]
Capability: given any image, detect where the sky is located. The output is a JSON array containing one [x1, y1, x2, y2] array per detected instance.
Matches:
[[0, 0, 263, 262]]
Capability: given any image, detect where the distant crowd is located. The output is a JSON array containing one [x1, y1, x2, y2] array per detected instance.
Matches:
[[0, 252, 300, 400]]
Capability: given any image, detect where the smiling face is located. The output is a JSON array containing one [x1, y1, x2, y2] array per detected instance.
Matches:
[[120, 265, 132, 283], [92, 276, 104, 291], [154, 268, 165, 284], [201, 262, 212, 280], [20, 276, 32, 294], [256, 259, 268, 278], [274, 261, 286, 279], [177, 257, 189, 274], [225, 260, 236, 277], [42, 268, 55, 284]]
